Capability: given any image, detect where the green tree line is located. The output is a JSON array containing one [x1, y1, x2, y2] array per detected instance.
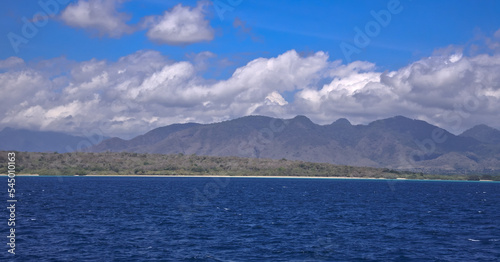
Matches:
[[0, 151, 499, 181]]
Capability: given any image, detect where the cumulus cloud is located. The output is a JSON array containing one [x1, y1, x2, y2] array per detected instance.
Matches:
[[0, 50, 327, 137], [58, 1, 216, 45], [2, 35, 500, 138], [60, 0, 134, 37], [0, 57, 25, 70], [143, 1, 214, 45], [265, 91, 288, 106], [293, 50, 500, 133]]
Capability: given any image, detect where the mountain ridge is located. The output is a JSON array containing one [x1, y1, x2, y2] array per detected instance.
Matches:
[[3, 116, 499, 173], [86, 115, 500, 174]]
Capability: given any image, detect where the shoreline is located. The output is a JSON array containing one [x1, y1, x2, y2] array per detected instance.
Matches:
[[83, 174, 390, 179], [73, 175, 499, 182], [1, 174, 496, 182], [0, 173, 39, 176], [0, 174, 392, 179]]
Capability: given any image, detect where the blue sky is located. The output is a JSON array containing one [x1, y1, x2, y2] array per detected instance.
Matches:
[[1, 0, 500, 138], [3, 0, 499, 70]]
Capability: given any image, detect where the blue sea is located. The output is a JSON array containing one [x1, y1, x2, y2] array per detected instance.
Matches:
[[3, 177, 500, 261]]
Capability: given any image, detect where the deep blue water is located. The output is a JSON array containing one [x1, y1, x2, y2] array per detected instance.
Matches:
[[2, 177, 500, 261]]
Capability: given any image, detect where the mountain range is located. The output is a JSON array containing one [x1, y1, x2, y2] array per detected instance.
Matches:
[[89, 115, 500, 174], [2, 115, 500, 174]]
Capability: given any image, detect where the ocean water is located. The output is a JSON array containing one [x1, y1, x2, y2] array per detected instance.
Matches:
[[3, 177, 500, 261]]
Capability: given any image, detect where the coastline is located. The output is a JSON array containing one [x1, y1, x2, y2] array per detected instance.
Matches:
[[1, 174, 496, 182], [0, 173, 39, 176], [1, 173, 386, 179], [83, 174, 390, 179], [75, 175, 498, 182], [2, 173, 495, 182]]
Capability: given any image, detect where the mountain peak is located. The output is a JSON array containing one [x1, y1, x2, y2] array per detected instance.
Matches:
[[332, 118, 351, 126], [292, 115, 312, 122], [464, 124, 496, 132], [293, 115, 310, 120], [388, 115, 413, 122], [460, 124, 500, 143], [290, 115, 315, 127], [369, 115, 414, 127]]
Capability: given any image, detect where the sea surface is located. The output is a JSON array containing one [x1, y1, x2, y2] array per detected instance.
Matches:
[[3, 176, 500, 261]]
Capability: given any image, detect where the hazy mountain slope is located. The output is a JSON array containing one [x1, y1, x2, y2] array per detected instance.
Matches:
[[460, 124, 500, 144], [0, 127, 90, 153], [90, 123, 201, 152]]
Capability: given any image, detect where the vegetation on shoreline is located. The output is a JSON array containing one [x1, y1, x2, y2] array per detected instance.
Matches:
[[0, 151, 499, 181]]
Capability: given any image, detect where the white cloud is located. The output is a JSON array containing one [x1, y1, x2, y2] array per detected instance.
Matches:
[[58, 1, 217, 45], [265, 91, 288, 106], [143, 1, 214, 45], [449, 53, 463, 63], [0, 57, 25, 70], [60, 0, 134, 37], [292, 50, 500, 132], [2, 41, 500, 138], [0, 69, 52, 113]]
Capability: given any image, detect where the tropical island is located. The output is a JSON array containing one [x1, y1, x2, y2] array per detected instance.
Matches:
[[1, 151, 498, 181]]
